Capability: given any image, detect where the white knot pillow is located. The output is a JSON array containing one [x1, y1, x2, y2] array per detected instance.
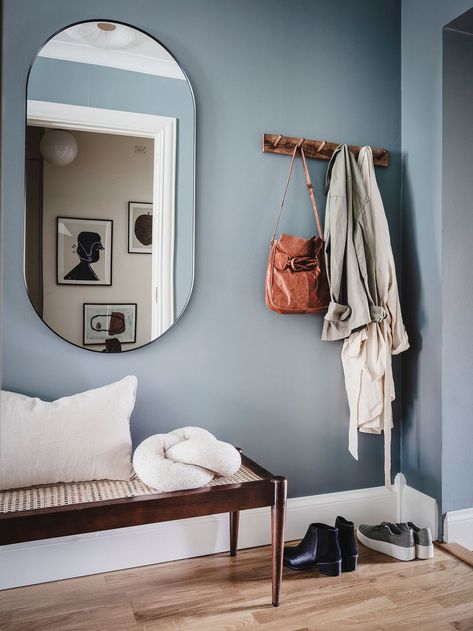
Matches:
[[167, 427, 241, 476], [133, 427, 241, 492]]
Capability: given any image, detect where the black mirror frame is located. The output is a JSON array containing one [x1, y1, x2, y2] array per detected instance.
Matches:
[[23, 19, 196, 353]]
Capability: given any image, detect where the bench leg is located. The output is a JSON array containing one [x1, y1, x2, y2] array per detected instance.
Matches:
[[271, 476, 287, 607], [229, 511, 239, 556]]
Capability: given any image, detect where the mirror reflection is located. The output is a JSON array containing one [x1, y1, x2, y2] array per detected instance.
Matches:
[[25, 21, 195, 352]]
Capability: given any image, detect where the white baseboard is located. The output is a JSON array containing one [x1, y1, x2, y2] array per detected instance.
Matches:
[[395, 473, 439, 539], [0, 476, 438, 590], [0, 484, 396, 590], [444, 507, 473, 549]]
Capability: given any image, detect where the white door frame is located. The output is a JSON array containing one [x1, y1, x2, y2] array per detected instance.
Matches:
[[27, 99, 176, 338]]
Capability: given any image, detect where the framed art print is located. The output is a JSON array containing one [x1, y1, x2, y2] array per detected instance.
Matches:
[[83, 303, 137, 346], [57, 217, 113, 285], [128, 202, 153, 253]]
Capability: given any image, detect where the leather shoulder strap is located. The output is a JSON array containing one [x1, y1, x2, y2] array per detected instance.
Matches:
[[300, 147, 323, 239], [271, 143, 299, 242], [271, 143, 323, 242]]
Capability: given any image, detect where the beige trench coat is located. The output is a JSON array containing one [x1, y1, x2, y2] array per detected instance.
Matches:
[[341, 147, 409, 487]]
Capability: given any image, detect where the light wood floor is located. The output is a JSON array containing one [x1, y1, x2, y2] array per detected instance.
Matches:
[[1, 543, 473, 631]]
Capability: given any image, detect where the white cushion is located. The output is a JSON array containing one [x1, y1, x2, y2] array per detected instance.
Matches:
[[0, 376, 137, 489], [132, 426, 241, 492], [167, 427, 241, 476], [133, 433, 214, 493]]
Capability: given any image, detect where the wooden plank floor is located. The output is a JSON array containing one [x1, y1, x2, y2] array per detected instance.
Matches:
[[1, 543, 473, 630]]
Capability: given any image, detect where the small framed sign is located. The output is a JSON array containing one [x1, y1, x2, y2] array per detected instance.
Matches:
[[128, 202, 153, 253], [57, 217, 113, 285], [83, 303, 137, 346]]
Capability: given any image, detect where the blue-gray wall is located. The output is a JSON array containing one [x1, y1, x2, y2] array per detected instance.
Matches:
[[401, 0, 473, 511], [1, 0, 402, 498], [442, 25, 473, 513], [28, 57, 194, 317]]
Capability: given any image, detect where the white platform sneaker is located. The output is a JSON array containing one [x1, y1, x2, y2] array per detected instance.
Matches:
[[397, 522, 434, 559], [357, 523, 415, 561]]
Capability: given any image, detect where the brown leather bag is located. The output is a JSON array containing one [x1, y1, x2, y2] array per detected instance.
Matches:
[[265, 143, 330, 314]]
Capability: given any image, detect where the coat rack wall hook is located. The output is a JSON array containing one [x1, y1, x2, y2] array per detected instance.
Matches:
[[262, 133, 389, 167]]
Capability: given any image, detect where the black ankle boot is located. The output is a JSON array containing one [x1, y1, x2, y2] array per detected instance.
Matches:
[[283, 523, 318, 570], [335, 516, 358, 572], [313, 523, 342, 576], [284, 523, 342, 576]]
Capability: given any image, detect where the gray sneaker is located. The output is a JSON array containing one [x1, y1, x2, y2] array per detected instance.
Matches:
[[397, 522, 434, 559], [357, 523, 415, 561]]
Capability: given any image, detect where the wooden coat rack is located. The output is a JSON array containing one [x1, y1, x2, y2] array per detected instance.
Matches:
[[262, 133, 389, 167]]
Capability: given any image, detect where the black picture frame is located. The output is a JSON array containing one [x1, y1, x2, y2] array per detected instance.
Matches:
[[57, 216, 113, 286], [83, 303, 137, 346]]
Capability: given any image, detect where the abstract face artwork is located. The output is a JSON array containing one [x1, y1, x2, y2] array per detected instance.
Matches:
[[57, 218, 113, 285], [64, 231, 104, 281]]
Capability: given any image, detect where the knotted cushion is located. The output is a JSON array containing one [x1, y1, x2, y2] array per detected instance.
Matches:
[[132, 427, 241, 492]]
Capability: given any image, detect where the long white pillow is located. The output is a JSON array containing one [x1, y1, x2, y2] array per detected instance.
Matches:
[[0, 375, 137, 489]]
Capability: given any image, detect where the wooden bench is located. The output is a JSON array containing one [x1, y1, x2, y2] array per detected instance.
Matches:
[[0, 453, 287, 606]]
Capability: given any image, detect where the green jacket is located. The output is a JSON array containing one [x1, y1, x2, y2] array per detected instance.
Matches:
[[322, 145, 384, 341]]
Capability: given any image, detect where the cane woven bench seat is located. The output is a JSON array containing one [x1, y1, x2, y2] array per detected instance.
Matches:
[[0, 453, 286, 606], [0, 464, 262, 514]]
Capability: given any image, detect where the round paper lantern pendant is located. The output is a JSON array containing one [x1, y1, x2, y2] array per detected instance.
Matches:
[[40, 130, 78, 166]]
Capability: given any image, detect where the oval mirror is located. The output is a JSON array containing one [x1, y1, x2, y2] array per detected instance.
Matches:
[[25, 21, 195, 352]]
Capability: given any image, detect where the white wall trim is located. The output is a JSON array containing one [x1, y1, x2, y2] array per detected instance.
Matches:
[[0, 477, 439, 590], [38, 40, 186, 81], [152, 118, 176, 335], [0, 484, 397, 590], [27, 100, 176, 336], [395, 472, 439, 539], [444, 507, 473, 549]]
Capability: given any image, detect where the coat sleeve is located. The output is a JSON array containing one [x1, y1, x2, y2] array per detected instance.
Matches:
[[355, 196, 385, 323], [358, 147, 409, 355], [322, 192, 352, 340], [386, 259, 409, 354]]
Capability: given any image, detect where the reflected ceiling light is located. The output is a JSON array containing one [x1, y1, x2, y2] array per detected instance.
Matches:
[[66, 22, 145, 50], [40, 130, 78, 166]]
